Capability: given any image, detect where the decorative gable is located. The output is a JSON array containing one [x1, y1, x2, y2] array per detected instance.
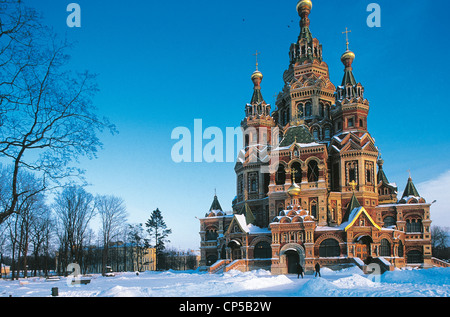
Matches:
[[343, 207, 381, 232]]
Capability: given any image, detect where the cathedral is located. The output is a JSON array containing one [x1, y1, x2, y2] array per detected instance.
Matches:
[[199, 0, 441, 274]]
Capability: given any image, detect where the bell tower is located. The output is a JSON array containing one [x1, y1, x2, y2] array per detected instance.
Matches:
[[233, 55, 276, 228], [334, 29, 369, 135], [329, 31, 379, 224]]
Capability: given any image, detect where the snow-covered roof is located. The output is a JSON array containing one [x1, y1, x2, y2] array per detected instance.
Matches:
[[231, 214, 271, 235], [271, 207, 315, 224]]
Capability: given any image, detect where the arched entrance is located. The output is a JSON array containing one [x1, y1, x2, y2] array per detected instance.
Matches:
[[228, 240, 242, 260], [280, 244, 305, 274], [354, 235, 373, 264]]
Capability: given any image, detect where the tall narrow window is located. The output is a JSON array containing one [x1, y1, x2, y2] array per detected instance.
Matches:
[[313, 129, 319, 141], [310, 199, 318, 218], [324, 127, 331, 140], [305, 102, 312, 117], [275, 165, 286, 185], [346, 161, 358, 185], [307, 160, 319, 182], [348, 117, 354, 128], [380, 239, 391, 257], [291, 162, 302, 184]]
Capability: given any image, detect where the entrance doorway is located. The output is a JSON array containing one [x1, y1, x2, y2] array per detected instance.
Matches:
[[228, 241, 241, 260], [354, 235, 373, 264], [285, 250, 299, 274], [280, 244, 306, 275]]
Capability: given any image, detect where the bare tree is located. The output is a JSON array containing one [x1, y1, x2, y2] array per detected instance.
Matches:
[[1, 165, 47, 278], [53, 186, 96, 273], [127, 224, 149, 272], [0, 0, 116, 225], [431, 226, 450, 260], [30, 206, 53, 277], [96, 195, 128, 275]]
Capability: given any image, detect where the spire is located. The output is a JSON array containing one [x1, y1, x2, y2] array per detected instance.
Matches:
[[340, 27, 357, 86], [402, 175, 420, 198], [377, 157, 390, 184], [250, 51, 264, 105], [209, 194, 223, 212], [343, 192, 361, 223]]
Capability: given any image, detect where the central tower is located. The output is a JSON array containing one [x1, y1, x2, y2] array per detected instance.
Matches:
[[273, 0, 335, 143]]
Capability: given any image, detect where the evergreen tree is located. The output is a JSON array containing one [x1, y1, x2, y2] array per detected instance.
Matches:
[[145, 209, 171, 270]]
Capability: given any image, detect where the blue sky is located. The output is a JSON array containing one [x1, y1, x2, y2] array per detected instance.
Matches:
[[27, 0, 450, 250]]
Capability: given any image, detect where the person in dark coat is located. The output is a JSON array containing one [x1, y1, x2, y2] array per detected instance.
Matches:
[[314, 262, 321, 277], [296, 263, 304, 279]]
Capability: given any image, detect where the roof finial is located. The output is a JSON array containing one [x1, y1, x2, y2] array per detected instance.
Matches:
[[342, 27, 351, 51], [340, 27, 355, 69], [349, 180, 358, 191], [253, 50, 260, 71]]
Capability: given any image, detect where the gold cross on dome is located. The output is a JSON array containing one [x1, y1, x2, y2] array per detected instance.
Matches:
[[342, 27, 352, 50], [292, 168, 298, 183], [253, 50, 261, 70], [349, 180, 358, 191]]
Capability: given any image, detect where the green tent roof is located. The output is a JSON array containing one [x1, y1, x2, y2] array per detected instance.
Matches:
[[209, 195, 223, 211], [250, 88, 264, 105], [402, 177, 420, 198], [343, 193, 361, 223], [341, 69, 357, 87]]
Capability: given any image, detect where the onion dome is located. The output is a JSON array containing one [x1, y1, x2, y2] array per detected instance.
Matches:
[[297, 0, 312, 13], [341, 50, 356, 69], [288, 183, 301, 197], [251, 70, 263, 82]]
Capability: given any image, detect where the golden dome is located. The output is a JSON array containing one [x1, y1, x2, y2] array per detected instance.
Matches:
[[341, 50, 356, 63], [297, 0, 313, 13], [251, 70, 263, 81], [288, 183, 301, 197]]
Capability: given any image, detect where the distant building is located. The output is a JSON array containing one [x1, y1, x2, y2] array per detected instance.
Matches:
[[82, 242, 156, 274], [199, 0, 448, 274], [1, 264, 10, 276]]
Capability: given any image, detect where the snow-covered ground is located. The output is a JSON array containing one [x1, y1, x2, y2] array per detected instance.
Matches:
[[1, 266, 449, 297]]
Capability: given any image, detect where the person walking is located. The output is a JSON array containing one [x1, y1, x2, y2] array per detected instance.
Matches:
[[314, 262, 321, 277], [296, 263, 304, 279]]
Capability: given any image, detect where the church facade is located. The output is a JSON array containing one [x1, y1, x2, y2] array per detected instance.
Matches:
[[199, 0, 441, 274]]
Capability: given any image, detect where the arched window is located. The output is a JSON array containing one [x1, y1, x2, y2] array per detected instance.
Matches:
[[380, 239, 391, 257], [205, 229, 218, 241], [319, 239, 340, 257], [254, 241, 272, 259], [291, 162, 302, 184], [324, 126, 331, 140], [206, 255, 218, 266], [275, 165, 286, 185], [406, 219, 423, 233], [297, 104, 304, 117], [313, 129, 319, 141], [310, 200, 317, 218], [383, 216, 396, 228], [398, 240, 404, 257], [307, 160, 319, 182], [407, 250, 423, 264], [305, 102, 312, 117]]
